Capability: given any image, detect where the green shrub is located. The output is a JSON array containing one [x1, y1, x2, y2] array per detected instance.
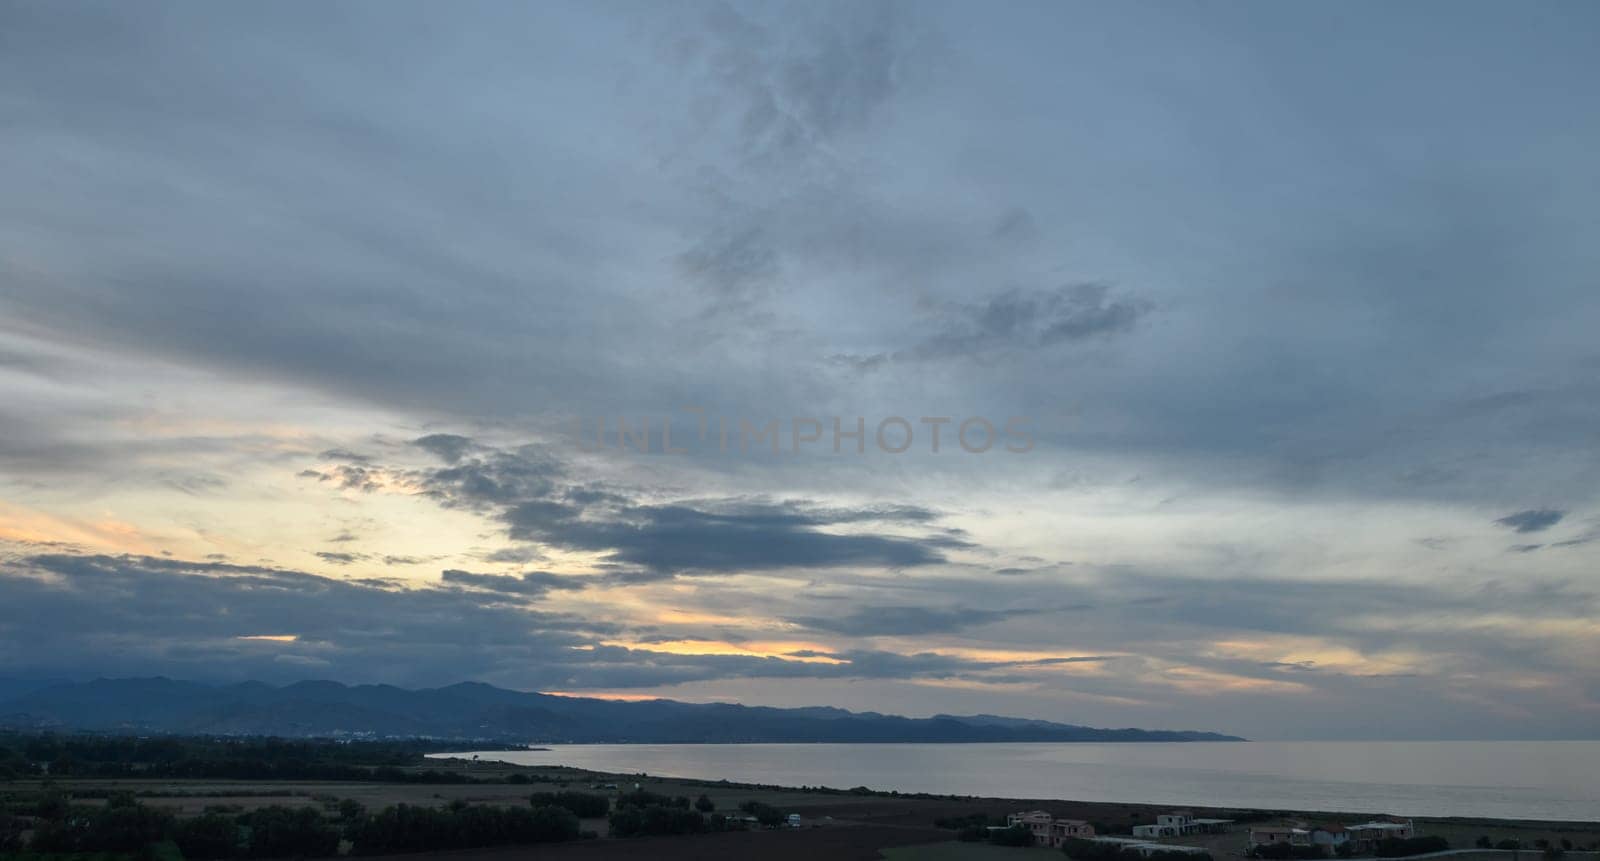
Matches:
[[241, 805, 339, 858], [1376, 836, 1449, 857], [174, 812, 244, 859], [607, 804, 707, 837], [528, 791, 609, 818]]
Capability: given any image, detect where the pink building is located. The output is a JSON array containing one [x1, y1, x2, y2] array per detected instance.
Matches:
[[1008, 811, 1097, 848]]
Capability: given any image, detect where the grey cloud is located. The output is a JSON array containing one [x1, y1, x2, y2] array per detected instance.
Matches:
[[915, 283, 1155, 359], [789, 605, 1043, 636], [412, 433, 475, 464], [405, 437, 964, 573], [1495, 509, 1565, 533], [0, 551, 1053, 690]]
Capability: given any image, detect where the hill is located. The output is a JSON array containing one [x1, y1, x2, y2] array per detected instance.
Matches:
[[0, 677, 1243, 743]]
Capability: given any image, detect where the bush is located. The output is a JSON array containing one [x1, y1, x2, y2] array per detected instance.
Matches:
[[242, 805, 339, 858], [935, 813, 996, 831], [990, 824, 1034, 847], [607, 804, 707, 837], [616, 789, 684, 809], [32, 799, 177, 854], [1376, 836, 1449, 857], [738, 801, 785, 827], [1497, 840, 1523, 851], [175, 812, 245, 859], [0, 811, 23, 853], [1477, 836, 1493, 849], [694, 794, 715, 813], [350, 802, 579, 853], [528, 791, 609, 818]]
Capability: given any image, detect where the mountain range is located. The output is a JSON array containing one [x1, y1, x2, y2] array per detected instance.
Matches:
[[0, 677, 1243, 743]]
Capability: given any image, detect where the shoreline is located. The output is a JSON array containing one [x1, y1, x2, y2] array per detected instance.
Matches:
[[422, 756, 1600, 830]]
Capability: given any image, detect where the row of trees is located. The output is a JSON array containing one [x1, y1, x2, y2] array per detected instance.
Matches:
[[603, 790, 778, 837], [1373, 836, 1449, 857], [349, 801, 581, 854], [26, 798, 340, 858], [0, 733, 496, 783], [527, 790, 610, 818], [7, 789, 597, 858]]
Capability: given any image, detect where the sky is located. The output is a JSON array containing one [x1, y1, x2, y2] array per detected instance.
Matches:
[[1, 0, 1598, 741]]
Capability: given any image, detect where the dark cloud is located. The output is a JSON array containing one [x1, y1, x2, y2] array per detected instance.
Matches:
[[0, 551, 1056, 690], [412, 434, 475, 464], [915, 284, 1154, 358], [401, 437, 964, 574], [789, 605, 1042, 636], [1495, 509, 1565, 533]]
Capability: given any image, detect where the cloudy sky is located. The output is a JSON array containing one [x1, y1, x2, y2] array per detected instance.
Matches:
[[2, 0, 1598, 741]]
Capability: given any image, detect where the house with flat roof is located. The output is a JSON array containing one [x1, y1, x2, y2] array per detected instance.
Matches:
[[1346, 820, 1414, 852], [1134, 811, 1235, 838], [1250, 819, 1415, 856], [1008, 811, 1096, 848]]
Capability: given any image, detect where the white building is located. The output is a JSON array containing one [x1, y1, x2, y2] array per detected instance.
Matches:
[[1134, 811, 1234, 839]]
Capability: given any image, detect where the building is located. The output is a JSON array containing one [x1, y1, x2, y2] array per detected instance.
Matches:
[[1250, 820, 1415, 856], [1309, 825, 1351, 853], [1346, 820, 1415, 852], [1249, 826, 1313, 849], [1007, 811, 1097, 848], [1134, 811, 1235, 838]]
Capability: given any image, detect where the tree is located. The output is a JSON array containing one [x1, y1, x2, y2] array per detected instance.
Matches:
[[739, 800, 785, 827], [79, 801, 177, 853], [694, 793, 715, 813], [175, 813, 244, 860], [0, 811, 23, 853], [529, 790, 609, 817], [607, 804, 708, 837], [242, 805, 339, 858]]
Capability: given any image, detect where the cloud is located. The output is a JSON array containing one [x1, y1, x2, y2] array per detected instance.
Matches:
[[788, 605, 1044, 636], [404, 437, 965, 574], [439, 568, 590, 598], [1495, 509, 1565, 533], [0, 550, 1076, 690]]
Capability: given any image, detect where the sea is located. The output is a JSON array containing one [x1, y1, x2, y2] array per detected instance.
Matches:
[[432, 740, 1600, 822]]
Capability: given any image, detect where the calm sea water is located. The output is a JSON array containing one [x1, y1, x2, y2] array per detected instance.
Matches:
[[436, 741, 1600, 822]]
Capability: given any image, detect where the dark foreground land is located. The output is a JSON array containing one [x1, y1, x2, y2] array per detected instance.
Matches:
[[3, 736, 1597, 861], [356, 825, 948, 861]]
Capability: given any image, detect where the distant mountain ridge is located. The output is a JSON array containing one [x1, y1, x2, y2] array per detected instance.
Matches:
[[0, 677, 1243, 743]]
